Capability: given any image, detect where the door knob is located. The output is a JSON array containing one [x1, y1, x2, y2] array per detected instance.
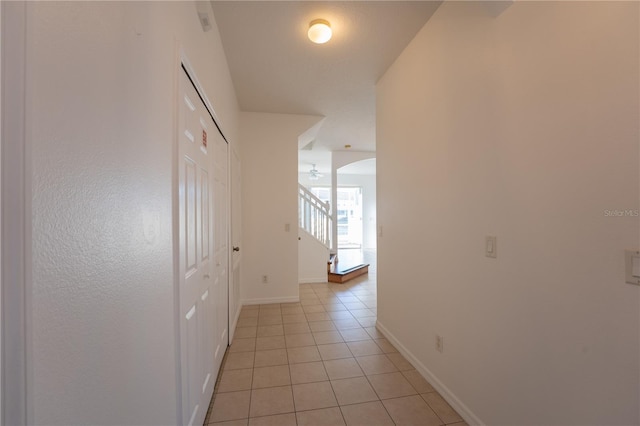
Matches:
[[233, 246, 240, 252]]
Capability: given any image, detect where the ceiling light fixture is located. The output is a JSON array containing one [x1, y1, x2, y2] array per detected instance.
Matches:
[[308, 19, 332, 44]]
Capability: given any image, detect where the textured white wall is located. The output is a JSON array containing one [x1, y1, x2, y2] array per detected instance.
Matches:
[[27, 2, 238, 424], [377, 2, 639, 425], [240, 112, 322, 303]]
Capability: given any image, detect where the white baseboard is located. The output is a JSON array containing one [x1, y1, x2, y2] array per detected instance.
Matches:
[[228, 303, 242, 342], [298, 277, 328, 284], [375, 320, 484, 426], [241, 296, 300, 306]]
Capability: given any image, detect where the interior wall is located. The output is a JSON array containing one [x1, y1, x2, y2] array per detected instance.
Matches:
[[298, 230, 330, 284], [332, 150, 375, 170], [240, 112, 322, 304], [376, 2, 639, 425], [26, 2, 238, 424]]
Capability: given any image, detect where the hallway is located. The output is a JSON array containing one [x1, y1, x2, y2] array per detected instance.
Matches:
[[204, 264, 466, 425]]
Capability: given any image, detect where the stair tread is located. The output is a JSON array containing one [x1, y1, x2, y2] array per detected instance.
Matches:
[[328, 263, 369, 284], [329, 263, 369, 276]]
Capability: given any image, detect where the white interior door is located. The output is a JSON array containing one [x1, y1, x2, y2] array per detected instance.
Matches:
[[230, 148, 241, 332], [178, 67, 223, 426]]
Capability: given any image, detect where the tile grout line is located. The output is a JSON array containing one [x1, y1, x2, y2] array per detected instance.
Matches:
[[318, 286, 353, 426], [247, 349, 255, 423], [215, 277, 464, 426]]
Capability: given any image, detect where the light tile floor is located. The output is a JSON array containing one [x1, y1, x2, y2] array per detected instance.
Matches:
[[204, 273, 468, 426]]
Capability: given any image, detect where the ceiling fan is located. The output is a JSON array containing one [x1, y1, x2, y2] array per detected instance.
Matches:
[[309, 164, 323, 181]]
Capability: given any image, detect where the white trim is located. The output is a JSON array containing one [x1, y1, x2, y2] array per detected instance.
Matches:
[[1, 2, 28, 425], [241, 296, 300, 306], [180, 53, 223, 137], [375, 320, 485, 426], [298, 278, 328, 284], [171, 38, 182, 426], [229, 146, 242, 339], [225, 94, 233, 352], [0, 2, 4, 421], [228, 300, 242, 343]]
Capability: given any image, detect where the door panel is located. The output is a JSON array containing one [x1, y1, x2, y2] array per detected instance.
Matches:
[[185, 305, 199, 425], [201, 170, 210, 261], [185, 158, 197, 275]]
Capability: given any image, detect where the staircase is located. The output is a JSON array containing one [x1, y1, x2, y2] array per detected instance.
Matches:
[[299, 184, 331, 247], [298, 184, 331, 283], [327, 255, 369, 284], [298, 183, 368, 284]]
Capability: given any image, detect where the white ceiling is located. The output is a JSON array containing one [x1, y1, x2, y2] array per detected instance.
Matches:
[[339, 158, 376, 175], [298, 151, 376, 177], [299, 150, 332, 176], [211, 0, 442, 157]]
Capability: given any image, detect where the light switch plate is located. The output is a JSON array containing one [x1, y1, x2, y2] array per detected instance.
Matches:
[[625, 250, 640, 285], [486, 236, 497, 258]]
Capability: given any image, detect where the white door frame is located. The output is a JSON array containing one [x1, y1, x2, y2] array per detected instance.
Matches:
[[1, 3, 4, 421], [1, 2, 29, 425], [1, 2, 3, 421], [229, 145, 242, 337]]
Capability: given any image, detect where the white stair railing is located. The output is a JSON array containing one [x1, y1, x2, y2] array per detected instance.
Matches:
[[299, 184, 332, 248]]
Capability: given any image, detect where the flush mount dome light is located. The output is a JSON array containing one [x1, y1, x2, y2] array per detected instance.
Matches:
[[308, 19, 332, 44]]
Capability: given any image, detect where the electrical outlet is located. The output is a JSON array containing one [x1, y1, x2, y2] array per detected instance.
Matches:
[[262, 275, 268, 284], [436, 335, 444, 353]]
